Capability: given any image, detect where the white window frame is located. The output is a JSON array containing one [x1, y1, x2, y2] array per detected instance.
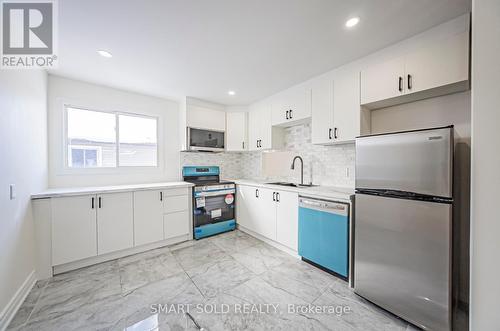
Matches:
[[62, 103, 161, 173]]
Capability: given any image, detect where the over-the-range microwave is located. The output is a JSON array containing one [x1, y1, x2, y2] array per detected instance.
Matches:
[[186, 127, 225, 152]]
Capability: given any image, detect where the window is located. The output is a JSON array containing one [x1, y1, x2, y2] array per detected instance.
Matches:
[[66, 106, 158, 168]]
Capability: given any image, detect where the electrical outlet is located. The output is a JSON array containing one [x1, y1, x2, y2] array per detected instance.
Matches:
[[9, 184, 16, 200]]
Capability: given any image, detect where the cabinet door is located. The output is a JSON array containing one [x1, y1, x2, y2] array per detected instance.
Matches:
[[248, 106, 261, 151], [133, 190, 164, 246], [236, 185, 252, 229], [259, 103, 273, 150], [288, 87, 311, 122], [276, 190, 298, 251], [52, 195, 97, 265], [272, 87, 312, 125], [360, 56, 405, 105], [254, 188, 277, 240], [404, 31, 469, 95], [164, 210, 190, 239], [164, 194, 189, 214], [311, 78, 334, 144], [97, 192, 134, 255], [333, 70, 361, 143], [226, 112, 247, 151]]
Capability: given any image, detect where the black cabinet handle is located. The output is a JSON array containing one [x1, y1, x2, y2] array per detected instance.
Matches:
[[276, 192, 280, 202], [407, 74, 412, 90], [160, 191, 163, 201], [255, 189, 259, 198], [289, 109, 293, 119], [398, 76, 403, 92], [285, 110, 289, 120], [91, 197, 94, 209], [329, 128, 332, 140], [273, 192, 276, 201], [98, 197, 102, 208], [256, 140, 259, 148], [334, 128, 338, 139], [242, 141, 245, 149]]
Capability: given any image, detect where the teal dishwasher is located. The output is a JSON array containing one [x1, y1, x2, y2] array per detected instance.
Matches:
[[298, 197, 349, 279]]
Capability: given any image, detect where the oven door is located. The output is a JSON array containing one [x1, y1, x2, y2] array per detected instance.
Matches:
[[193, 189, 235, 227]]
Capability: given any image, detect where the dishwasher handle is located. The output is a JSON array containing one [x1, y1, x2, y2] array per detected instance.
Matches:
[[299, 197, 348, 216]]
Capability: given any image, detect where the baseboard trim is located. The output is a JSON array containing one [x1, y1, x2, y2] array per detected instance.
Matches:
[[237, 225, 300, 259], [53, 234, 190, 275], [0, 270, 36, 331]]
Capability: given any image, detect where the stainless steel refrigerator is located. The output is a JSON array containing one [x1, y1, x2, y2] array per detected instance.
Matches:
[[354, 126, 453, 331]]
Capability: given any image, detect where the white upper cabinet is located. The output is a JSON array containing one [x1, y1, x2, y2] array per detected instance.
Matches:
[[404, 31, 469, 94], [361, 28, 469, 109], [248, 102, 284, 151], [333, 69, 361, 143], [272, 85, 312, 126], [360, 56, 406, 105], [311, 77, 334, 145], [186, 104, 226, 131], [312, 69, 360, 144], [226, 112, 247, 151]]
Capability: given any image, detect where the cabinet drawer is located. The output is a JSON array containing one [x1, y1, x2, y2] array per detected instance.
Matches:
[[164, 195, 189, 213], [164, 210, 190, 239], [163, 187, 190, 197]]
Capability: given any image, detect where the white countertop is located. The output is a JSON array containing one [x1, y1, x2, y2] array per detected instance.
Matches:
[[231, 179, 354, 202], [31, 181, 194, 199]]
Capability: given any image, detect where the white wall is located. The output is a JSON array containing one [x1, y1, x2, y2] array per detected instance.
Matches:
[[47, 76, 181, 188], [0, 71, 48, 322], [470, 0, 500, 329]]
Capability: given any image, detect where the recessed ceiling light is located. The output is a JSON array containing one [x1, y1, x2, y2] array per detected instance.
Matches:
[[345, 17, 360, 28], [228, 90, 236, 96], [97, 50, 113, 58]]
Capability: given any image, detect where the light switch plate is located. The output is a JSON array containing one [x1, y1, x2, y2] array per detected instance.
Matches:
[[9, 184, 16, 200]]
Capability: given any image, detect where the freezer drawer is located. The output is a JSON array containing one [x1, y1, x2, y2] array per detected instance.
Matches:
[[298, 198, 349, 278], [356, 127, 453, 198], [354, 193, 451, 331]]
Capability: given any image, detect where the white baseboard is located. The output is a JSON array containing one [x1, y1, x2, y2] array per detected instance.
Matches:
[[0, 270, 36, 331], [53, 234, 190, 275], [237, 225, 300, 259]]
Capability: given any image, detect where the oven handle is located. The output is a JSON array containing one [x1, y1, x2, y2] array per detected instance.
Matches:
[[194, 189, 235, 197]]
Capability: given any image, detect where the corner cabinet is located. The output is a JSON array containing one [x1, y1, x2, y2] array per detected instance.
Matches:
[[248, 102, 284, 151], [361, 30, 469, 109], [236, 184, 298, 251], [272, 86, 312, 126], [311, 69, 360, 144]]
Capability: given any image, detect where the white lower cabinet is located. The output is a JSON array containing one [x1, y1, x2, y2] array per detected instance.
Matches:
[[52, 195, 97, 265], [236, 185, 298, 251], [164, 210, 190, 239], [50, 186, 191, 266], [133, 190, 164, 246], [275, 190, 298, 251], [96, 192, 134, 255]]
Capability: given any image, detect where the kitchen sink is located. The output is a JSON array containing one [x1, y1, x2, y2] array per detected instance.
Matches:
[[266, 182, 318, 188]]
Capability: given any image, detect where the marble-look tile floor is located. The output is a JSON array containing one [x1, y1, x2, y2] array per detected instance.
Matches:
[[9, 230, 428, 331]]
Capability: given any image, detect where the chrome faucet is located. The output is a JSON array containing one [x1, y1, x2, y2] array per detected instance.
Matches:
[[291, 156, 304, 185]]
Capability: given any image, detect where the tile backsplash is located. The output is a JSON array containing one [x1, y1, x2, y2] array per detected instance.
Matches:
[[181, 123, 355, 188]]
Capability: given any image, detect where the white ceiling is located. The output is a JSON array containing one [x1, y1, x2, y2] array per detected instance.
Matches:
[[51, 0, 471, 105]]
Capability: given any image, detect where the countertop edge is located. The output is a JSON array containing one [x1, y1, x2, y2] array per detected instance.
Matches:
[[31, 182, 195, 199], [231, 180, 354, 202]]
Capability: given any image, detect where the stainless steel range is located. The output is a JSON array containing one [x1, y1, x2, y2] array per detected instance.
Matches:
[[182, 166, 235, 239]]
